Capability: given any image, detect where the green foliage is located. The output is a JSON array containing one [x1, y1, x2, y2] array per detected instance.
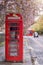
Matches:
[[29, 15, 43, 34], [0, 42, 4, 47]]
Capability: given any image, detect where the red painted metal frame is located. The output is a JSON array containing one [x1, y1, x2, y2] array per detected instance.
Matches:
[[5, 13, 23, 62]]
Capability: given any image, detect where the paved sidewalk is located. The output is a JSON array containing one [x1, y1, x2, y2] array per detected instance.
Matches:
[[0, 36, 32, 65], [23, 36, 32, 65], [0, 63, 31, 65]]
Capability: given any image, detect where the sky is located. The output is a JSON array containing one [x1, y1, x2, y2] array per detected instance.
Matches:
[[34, 0, 43, 21]]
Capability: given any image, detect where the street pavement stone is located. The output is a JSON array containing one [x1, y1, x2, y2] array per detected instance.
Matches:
[[0, 36, 32, 65], [0, 63, 32, 65]]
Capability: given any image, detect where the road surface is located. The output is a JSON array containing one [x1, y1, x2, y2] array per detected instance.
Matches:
[[26, 36, 43, 65]]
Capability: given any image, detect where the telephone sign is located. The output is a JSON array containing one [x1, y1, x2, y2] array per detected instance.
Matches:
[[5, 13, 23, 62]]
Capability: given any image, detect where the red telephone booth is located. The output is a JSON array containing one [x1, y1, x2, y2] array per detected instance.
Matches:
[[5, 13, 23, 62]]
